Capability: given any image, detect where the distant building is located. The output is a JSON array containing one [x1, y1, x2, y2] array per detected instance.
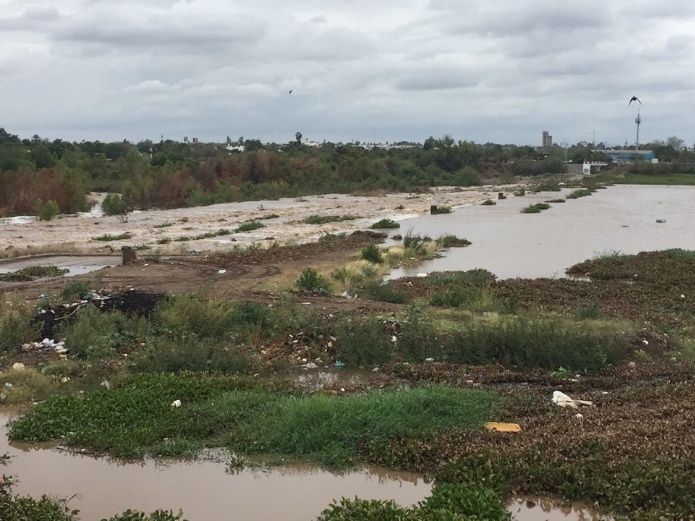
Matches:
[[542, 131, 553, 149], [599, 149, 656, 163]]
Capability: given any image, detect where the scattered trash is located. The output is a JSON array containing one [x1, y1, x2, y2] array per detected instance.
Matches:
[[171, 399, 182, 408], [218, 269, 227, 274], [334, 361, 346, 369], [628, 361, 637, 369], [575, 413, 584, 419], [424, 357, 435, 362], [485, 422, 521, 433], [416, 273, 428, 278], [655, 219, 666, 224], [551, 391, 593, 409], [303, 362, 318, 370], [60, 376, 70, 383], [11, 362, 25, 372], [100, 380, 112, 390]]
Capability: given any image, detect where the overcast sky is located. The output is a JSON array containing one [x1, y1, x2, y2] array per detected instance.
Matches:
[[1, 0, 694, 146]]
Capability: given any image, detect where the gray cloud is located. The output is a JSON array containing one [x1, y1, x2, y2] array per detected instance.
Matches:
[[0, 0, 694, 146]]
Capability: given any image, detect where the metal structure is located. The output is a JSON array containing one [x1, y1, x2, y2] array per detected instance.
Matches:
[[628, 96, 642, 149]]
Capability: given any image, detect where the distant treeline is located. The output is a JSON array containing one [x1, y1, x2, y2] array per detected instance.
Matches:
[[16, 127, 691, 216]]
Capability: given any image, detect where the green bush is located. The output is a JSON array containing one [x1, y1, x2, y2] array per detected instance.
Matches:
[[430, 287, 513, 313], [318, 498, 409, 521], [336, 317, 393, 367], [436, 235, 471, 248], [521, 203, 551, 214], [370, 219, 400, 229], [0, 298, 38, 351], [92, 232, 133, 241], [430, 205, 452, 215], [61, 305, 145, 359], [419, 484, 509, 520], [0, 266, 68, 282], [234, 220, 264, 232], [361, 244, 383, 264], [296, 268, 331, 294], [303, 214, 359, 225], [567, 188, 594, 199], [104, 511, 185, 521], [102, 193, 130, 221], [481, 199, 496, 206], [134, 338, 250, 374], [443, 318, 625, 370], [362, 282, 408, 304], [61, 281, 90, 301], [35, 199, 60, 221]]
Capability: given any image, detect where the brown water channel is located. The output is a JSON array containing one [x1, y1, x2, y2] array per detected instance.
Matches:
[[1, 408, 610, 520], [391, 185, 695, 279]]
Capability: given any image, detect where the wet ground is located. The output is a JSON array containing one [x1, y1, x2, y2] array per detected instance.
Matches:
[[1, 408, 610, 521], [391, 185, 695, 279], [0, 255, 119, 277]]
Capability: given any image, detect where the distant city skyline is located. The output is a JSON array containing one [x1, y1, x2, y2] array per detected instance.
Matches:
[[1, 0, 694, 146]]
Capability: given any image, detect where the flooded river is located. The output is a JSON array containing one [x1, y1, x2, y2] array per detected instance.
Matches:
[[392, 185, 695, 279]]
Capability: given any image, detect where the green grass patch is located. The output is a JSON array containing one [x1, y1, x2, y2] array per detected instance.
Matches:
[[303, 214, 360, 225], [521, 203, 551, 214], [10, 374, 500, 466], [0, 297, 37, 350], [615, 173, 695, 186], [370, 219, 400, 229], [545, 198, 566, 203], [0, 266, 68, 282], [234, 221, 265, 233], [92, 232, 133, 241]]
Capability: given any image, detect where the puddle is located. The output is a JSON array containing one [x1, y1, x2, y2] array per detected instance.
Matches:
[[0, 255, 119, 277], [390, 185, 695, 279], [0, 410, 431, 521], [508, 496, 611, 520]]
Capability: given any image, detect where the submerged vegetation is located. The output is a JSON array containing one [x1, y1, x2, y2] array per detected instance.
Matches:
[[369, 219, 400, 229], [520, 202, 551, 213], [0, 265, 68, 282]]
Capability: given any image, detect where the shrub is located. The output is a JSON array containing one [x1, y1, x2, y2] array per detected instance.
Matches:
[[362, 282, 408, 304], [436, 235, 471, 248], [0, 266, 67, 282], [102, 193, 130, 222], [303, 214, 359, 225], [481, 199, 496, 206], [133, 337, 251, 374], [567, 188, 593, 199], [318, 498, 408, 521], [430, 205, 452, 215], [234, 220, 264, 232], [430, 287, 514, 313], [61, 305, 145, 359], [403, 232, 432, 252], [35, 199, 60, 221], [370, 219, 400, 229], [521, 203, 551, 214], [419, 484, 510, 520], [443, 318, 625, 370], [545, 198, 566, 203], [61, 281, 89, 301], [0, 297, 37, 350], [336, 317, 393, 367], [295, 267, 331, 294], [105, 510, 185, 521], [361, 244, 383, 264], [92, 233, 133, 241]]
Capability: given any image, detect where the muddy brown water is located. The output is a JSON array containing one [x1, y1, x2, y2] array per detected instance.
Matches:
[[1, 409, 609, 520], [391, 185, 695, 279]]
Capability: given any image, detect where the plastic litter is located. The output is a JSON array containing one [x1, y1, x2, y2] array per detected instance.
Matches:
[[552, 391, 593, 409], [485, 422, 521, 433], [334, 361, 346, 369], [11, 362, 25, 372], [171, 399, 182, 408]]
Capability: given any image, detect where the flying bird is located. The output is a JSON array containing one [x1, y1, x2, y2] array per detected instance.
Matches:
[[288, 89, 293, 95], [628, 96, 641, 106]]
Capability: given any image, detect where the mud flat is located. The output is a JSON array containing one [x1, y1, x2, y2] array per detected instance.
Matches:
[[0, 187, 508, 259]]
